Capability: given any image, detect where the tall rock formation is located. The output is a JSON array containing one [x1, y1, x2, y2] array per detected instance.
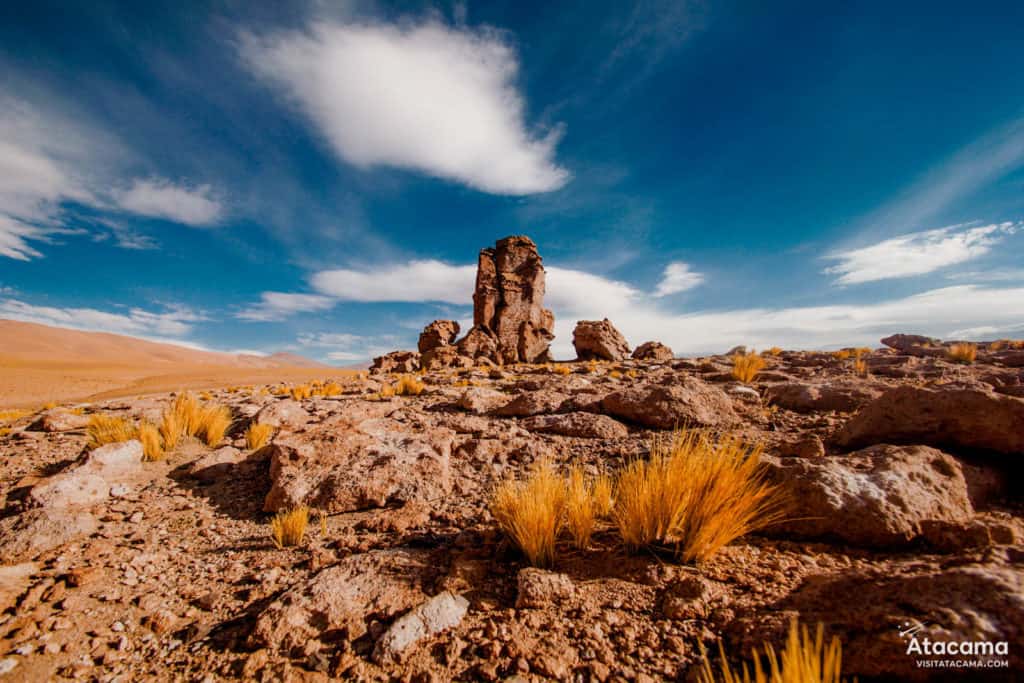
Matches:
[[456, 236, 555, 365]]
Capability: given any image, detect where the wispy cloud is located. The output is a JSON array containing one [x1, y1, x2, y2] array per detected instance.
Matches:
[[824, 222, 1018, 285], [297, 331, 402, 362], [0, 298, 205, 338], [653, 261, 704, 297], [240, 18, 569, 195], [237, 291, 335, 321], [113, 179, 224, 226]]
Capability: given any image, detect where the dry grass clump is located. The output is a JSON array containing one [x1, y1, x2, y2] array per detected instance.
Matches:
[[565, 466, 598, 550], [41, 401, 58, 410], [197, 404, 232, 446], [763, 347, 783, 357], [552, 364, 572, 376], [614, 431, 784, 563], [699, 619, 845, 683], [318, 381, 343, 397], [0, 428, 10, 438], [853, 358, 868, 377], [491, 459, 567, 567], [87, 414, 138, 449], [290, 384, 312, 400], [269, 506, 309, 548], [947, 342, 977, 364], [731, 352, 766, 383], [158, 392, 231, 449], [137, 422, 164, 462], [245, 422, 274, 450], [831, 349, 853, 361], [0, 409, 31, 424], [393, 375, 425, 396]]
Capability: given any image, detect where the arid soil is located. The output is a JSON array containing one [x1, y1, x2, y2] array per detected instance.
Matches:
[[0, 338, 1022, 681]]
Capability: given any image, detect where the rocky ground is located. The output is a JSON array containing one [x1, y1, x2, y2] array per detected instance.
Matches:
[[0, 336, 1022, 681]]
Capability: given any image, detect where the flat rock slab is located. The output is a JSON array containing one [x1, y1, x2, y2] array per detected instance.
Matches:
[[521, 412, 628, 439], [251, 549, 433, 656], [373, 591, 469, 663], [763, 444, 973, 547], [263, 413, 454, 513], [836, 384, 1024, 455], [764, 381, 884, 413]]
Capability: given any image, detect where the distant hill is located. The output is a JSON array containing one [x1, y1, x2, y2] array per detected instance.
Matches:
[[0, 319, 329, 368]]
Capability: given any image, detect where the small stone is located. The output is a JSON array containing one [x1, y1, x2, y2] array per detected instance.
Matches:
[[128, 512, 144, 524]]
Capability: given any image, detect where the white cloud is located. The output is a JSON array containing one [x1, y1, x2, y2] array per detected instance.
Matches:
[[546, 267, 640, 312], [0, 298, 205, 339], [824, 222, 1018, 285], [237, 292, 336, 321], [311, 260, 477, 303], [653, 261, 704, 297], [113, 179, 223, 226], [241, 19, 569, 194], [297, 331, 402, 362]]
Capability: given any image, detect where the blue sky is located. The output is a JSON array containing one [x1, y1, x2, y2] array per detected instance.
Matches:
[[1, 0, 1023, 363]]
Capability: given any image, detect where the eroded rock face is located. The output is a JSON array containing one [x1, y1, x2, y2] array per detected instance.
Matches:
[[421, 346, 474, 371], [250, 549, 434, 656], [880, 333, 944, 356], [763, 444, 974, 547], [521, 412, 629, 439], [418, 320, 461, 354], [836, 383, 1024, 455], [263, 412, 454, 513], [765, 381, 884, 414], [632, 341, 673, 361], [599, 378, 738, 429], [371, 350, 421, 374], [573, 319, 630, 361], [458, 236, 555, 365]]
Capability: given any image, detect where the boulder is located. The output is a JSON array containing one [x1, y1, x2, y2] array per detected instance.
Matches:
[[457, 387, 509, 415], [599, 378, 738, 429], [370, 350, 421, 374], [573, 319, 630, 361], [29, 440, 144, 509], [250, 549, 433, 656], [37, 410, 90, 432], [731, 564, 1024, 680], [764, 381, 884, 414], [631, 341, 673, 361], [516, 568, 576, 609], [762, 444, 973, 547], [880, 333, 944, 357], [421, 345, 475, 371], [458, 236, 555, 365], [0, 510, 98, 563], [491, 390, 569, 417], [521, 412, 629, 439], [254, 399, 311, 431], [373, 591, 469, 663], [189, 446, 246, 482], [263, 415, 454, 513], [836, 384, 1024, 455], [418, 320, 461, 353]]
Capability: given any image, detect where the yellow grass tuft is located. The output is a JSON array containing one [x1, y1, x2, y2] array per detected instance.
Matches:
[[947, 342, 977, 364], [552, 364, 572, 375], [0, 409, 31, 424], [377, 384, 396, 399], [699, 619, 845, 683], [853, 358, 868, 377], [731, 352, 766, 383], [0, 428, 10, 438], [831, 349, 853, 361], [394, 375, 425, 396], [270, 506, 309, 548], [196, 404, 232, 446], [609, 369, 623, 379], [613, 431, 784, 563], [565, 466, 597, 550], [491, 459, 567, 567], [290, 384, 312, 400], [245, 422, 274, 450], [137, 422, 164, 462], [763, 347, 783, 357], [41, 401, 58, 410], [87, 414, 138, 449], [318, 381, 343, 397], [591, 473, 615, 519]]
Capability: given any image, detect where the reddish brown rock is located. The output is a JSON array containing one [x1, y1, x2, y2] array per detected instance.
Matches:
[[573, 319, 630, 361], [491, 390, 569, 417], [521, 412, 628, 439], [836, 383, 1024, 455], [880, 333, 944, 356], [37, 410, 90, 432], [764, 381, 884, 413], [421, 345, 474, 371], [418, 320, 461, 354], [263, 414, 454, 513], [371, 350, 421, 374], [458, 236, 555, 365], [599, 378, 737, 429], [763, 444, 973, 547], [631, 341, 673, 361]]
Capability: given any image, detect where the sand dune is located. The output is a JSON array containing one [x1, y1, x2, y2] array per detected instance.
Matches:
[[0, 319, 348, 407]]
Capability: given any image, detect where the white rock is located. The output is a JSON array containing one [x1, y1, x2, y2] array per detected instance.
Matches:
[[373, 592, 469, 662]]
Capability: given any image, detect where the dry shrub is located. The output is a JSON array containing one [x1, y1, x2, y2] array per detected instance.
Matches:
[[245, 422, 274, 450], [565, 466, 597, 550], [731, 353, 766, 383], [319, 381, 343, 397], [947, 343, 977, 364], [196, 404, 232, 446], [290, 384, 312, 400], [270, 506, 309, 548], [613, 431, 785, 563], [491, 459, 567, 567], [87, 414, 138, 449], [137, 422, 164, 462], [394, 375, 425, 396], [699, 619, 845, 683]]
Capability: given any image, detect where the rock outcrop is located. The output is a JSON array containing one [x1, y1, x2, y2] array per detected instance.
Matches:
[[418, 320, 461, 354], [573, 319, 630, 361], [456, 236, 555, 365], [763, 444, 974, 547], [371, 350, 421, 374], [599, 378, 738, 429], [836, 383, 1024, 455], [765, 381, 884, 414], [631, 341, 673, 361]]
